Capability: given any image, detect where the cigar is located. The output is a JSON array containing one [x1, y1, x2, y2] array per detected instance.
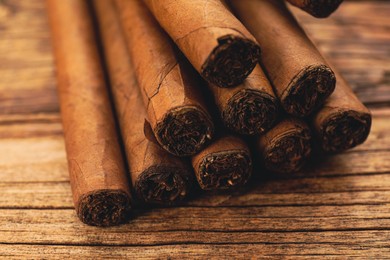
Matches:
[[230, 0, 336, 117], [192, 135, 252, 190], [257, 118, 312, 173], [46, 0, 131, 226], [116, 0, 214, 157], [94, 0, 193, 204], [143, 0, 261, 88], [210, 65, 279, 135], [312, 69, 372, 153], [286, 0, 344, 18]]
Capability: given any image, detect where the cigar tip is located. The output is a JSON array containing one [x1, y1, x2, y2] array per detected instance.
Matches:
[[201, 35, 261, 88], [223, 90, 279, 135], [155, 106, 214, 156], [196, 150, 252, 190], [262, 122, 312, 173], [282, 65, 336, 117], [306, 0, 344, 18], [135, 165, 192, 205], [321, 110, 372, 152], [77, 190, 131, 227]]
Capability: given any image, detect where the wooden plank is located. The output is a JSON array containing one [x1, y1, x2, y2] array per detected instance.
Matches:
[[1, 244, 388, 259]]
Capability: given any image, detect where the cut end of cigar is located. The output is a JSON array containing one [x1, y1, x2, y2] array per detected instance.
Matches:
[[282, 65, 336, 117], [201, 35, 261, 88], [305, 0, 344, 18], [135, 165, 192, 205], [222, 89, 279, 135], [262, 125, 312, 173], [155, 106, 214, 156], [196, 150, 252, 190], [321, 110, 372, 152], [77, 190, 131, 227]]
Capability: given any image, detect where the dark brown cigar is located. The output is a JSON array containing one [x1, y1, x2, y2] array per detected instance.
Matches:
[[46, 0, 131, 226], [286, 0, 344, 18], [116, 0, 214, 157], [143, 0, 261, 88], [230, 0, 336, 117], [94, 0, 194, 204]]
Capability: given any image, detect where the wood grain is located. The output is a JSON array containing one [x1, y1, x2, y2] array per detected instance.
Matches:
[[0, 0, 389, 258]]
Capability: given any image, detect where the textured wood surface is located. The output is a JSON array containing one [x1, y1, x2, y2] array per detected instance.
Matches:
[[0, 0, 389, 258]]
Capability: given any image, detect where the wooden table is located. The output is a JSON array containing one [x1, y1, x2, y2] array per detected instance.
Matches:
[[1, 0, 389, 258]]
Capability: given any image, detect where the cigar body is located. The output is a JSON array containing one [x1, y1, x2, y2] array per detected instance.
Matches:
[[257, 118, 312, 173], [210, 65, 279, 135], [230, 0, 336, 117], [94, 0, 193, 204], [312, 70, 371, 153], [116, 0, 214, 157], [286, 0, 344, 18], [192, 135, 252, 190], [143, 0, 261, 88], [46, 0, 131, 226]]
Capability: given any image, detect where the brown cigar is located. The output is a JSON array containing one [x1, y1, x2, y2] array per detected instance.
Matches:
[[230, 0, 336, 117], [210, 65, 279, 135], [46, 0, 131, 226], [94, 0, 193, 204], [286, 0, 344, 18], [257, 118, 312, 173], [143, 0, 261, 88], [192, 135, 252, 190], [116, 0, 214, 157], [312, 69, 372, 153]]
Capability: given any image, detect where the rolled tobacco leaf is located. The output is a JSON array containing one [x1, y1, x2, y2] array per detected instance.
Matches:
[[94, 0, 193, 205], [116, 0, 214, 157], [257, 118, 312, 173], [210, 65, 279, 135], [312, 69, 372, 153], [143, 0, 261, 88], [230, 0, 336, 117], [286, 0, 344, 18], [192, 135, 252, 190], [46, 0, 131, 226]]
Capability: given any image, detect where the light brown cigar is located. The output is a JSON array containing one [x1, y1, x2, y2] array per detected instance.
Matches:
[[257, 118, 312, 173], [230, 0, 336, 117], [286, 0, 344, 18], [312, 69, 371, 153], [94, 0, 194, 205], [192, 135, 252, 190], [210, 64, 279, 135], [143, 0, 261, 88], [46, 0, 131, 226], [116, 0, 214, 157]]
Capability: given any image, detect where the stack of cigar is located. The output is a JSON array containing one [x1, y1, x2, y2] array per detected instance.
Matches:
[[46, 0, 372, 226]]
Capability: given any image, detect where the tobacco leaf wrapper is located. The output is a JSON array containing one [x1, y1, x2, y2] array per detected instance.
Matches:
[[257, 118, 312, 173], [312, 69, 372, 153], [46, 0, 131, 226], [116, 0, 214, 157], [94, 0, 193, 205], [231, 0, 336, 117], [286, 0, 344, 18], [210, 65, 279, 135], [143, 0, 261, 88], [192, 135, 252, 190]]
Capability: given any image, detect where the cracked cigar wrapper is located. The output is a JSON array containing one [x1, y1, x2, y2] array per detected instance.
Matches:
[[286, 0, 344, 18], [143, 0, 261, 88], [95, 0, 193, 204], [116, 0, 214, 157], [210, 65, 279, 135], [257, 119, 312, 173], [46, 0, 131, 226], [230, 0, 336, 117], [312, 69, 371, 153], [192, 135, 252, 190]]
